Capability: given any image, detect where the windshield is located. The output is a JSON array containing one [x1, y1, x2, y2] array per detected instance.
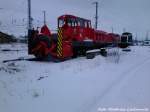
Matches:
[[58, 18, 91, 28], [58, 19, 65, 27]]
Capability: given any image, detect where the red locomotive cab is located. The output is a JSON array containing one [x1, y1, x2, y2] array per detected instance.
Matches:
[[57, 15, 96, 58], [58, 15, 73, 41], [58, 15, 94, 41], [57, 15, 75, 58]]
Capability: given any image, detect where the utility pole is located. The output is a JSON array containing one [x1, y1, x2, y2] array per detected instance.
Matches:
[[93, 2, 98, 29], [135, 33, 137, 41], [0, 8, 3, 27], [28, 0, 32, 53], [43, 10, 46, 25], [135, 33, 138, 45], [28, 0, 32, 30], [111, 27, 114, 33]]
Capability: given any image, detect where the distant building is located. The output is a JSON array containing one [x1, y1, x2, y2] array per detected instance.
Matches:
[[0, 31, 16, 43]]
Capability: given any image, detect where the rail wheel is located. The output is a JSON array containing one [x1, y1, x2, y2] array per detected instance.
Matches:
[[100, 48, 107, 57]]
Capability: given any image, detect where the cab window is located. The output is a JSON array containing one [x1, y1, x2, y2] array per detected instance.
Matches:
[[58, 19, 65, 27]]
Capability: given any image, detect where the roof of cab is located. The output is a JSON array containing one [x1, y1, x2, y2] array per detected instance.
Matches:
[[58, 14, 91, 22]]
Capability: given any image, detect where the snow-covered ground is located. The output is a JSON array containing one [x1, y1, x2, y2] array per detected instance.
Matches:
[[0, 43, 150, 112]]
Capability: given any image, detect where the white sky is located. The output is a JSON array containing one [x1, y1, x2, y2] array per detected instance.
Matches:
[[0, 0, 150, 40]]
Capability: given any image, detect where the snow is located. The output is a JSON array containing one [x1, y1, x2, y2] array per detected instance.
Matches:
[[86, 49, 100, 53], [0, 43, 150, 112]]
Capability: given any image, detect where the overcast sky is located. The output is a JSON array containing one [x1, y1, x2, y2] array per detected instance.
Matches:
[[0, 0, 150, 39]]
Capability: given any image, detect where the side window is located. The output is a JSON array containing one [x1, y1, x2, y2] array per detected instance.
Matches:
[[71, 19, 75, 27], [90, 21, 92, 28], [74, 21, 78, 27], [80, 20, 84, 27], [67, 18, 75, 27], [68, 21, 72, 27], [84, 22, 87, 28], [88, 21, 91, 28], [77, 21, 80, 26], [85, 21, 90, 28]]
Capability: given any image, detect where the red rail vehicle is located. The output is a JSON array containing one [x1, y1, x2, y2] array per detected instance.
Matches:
[[28, 14, 132, 61]]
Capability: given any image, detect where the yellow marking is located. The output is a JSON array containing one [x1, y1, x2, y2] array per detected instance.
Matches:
[[57, 28, 63, 57]]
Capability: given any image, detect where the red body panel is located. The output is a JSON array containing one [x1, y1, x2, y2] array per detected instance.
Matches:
[[40, 25, 51, 37], [62, 41, 73, 58], [58, 15, 120, 44]]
